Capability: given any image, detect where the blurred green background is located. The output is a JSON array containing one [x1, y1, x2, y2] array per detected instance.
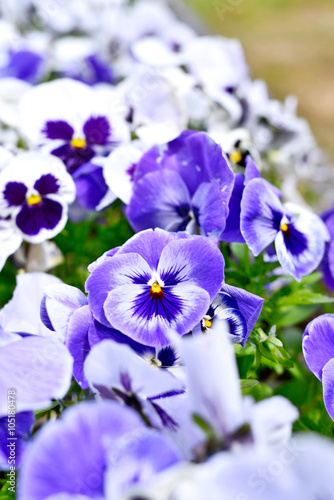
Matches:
[[185, 0, 334, 161]]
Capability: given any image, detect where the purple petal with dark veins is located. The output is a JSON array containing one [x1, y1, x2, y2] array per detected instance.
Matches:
[[86, 252, 153, 326], [104, 283, 210, 346], [34, 174, 59, 196], [240, 178, 284, 256], [3, 182, 27, 207], [16, 199, 63, 236], [42, 120, 74, 141], [220, 284, 264, 346], [51, 143, 95, 174], [126, 170, 192, 233], [158, 236, 225, 300], [83, 116, 111, 146]]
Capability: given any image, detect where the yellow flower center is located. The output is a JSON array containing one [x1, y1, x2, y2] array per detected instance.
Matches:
[[26, 194, 42, 206], [204, 319, 212, 328], [280, 223, 289, 232], [151, 282, 162, 294], [150, 281, 164, 299], [70, 138, 86, 149], [229, 150, 243, 164]]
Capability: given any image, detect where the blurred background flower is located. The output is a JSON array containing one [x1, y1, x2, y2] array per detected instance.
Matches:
[[183, 0, 334, 162]]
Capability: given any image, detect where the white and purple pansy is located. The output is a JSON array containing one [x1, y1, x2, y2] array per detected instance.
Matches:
[[0, 152, 75, 244], [193, 283, 264, 346], [85, 228, 225, 346], [19, 78, 130, 174], [240, 178, 329, 281]]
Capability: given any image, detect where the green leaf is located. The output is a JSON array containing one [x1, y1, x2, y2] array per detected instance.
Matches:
[[277, 287, 334, 307], [274, 305, 318, 328], [241, 379, 259, 389]]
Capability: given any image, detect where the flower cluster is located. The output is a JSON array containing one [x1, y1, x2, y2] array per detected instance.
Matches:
[[1, 1, 334, 499]]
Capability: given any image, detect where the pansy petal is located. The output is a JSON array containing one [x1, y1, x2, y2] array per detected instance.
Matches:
[[0, 336, 73, 416], [158, 236, 224, 301], [0, 272, 62, 336], [322, 358, 334, 421], [106, 429, 181, 499], [86, 252, 153, 326], [89, 320, 153, 358], [85, 340, 184, 400], [214, 308, 247, 344], [18, 401, 144, 500], [83, 115, 111, 146], [240, 178, 284, 256], [275, 203, 328, 281], [73, 162, 110, 211], [116, 228, 186, 270], [42, 120, 74, 141], [191, 181, 229, 237], [302, 314, 334, 381], [220, 283, 264, 345], [104, 283, 210, 346], [179, 321, 243, 436], [66, 305, 92, 389], [43, 283, 87, 341], [165, 131, 234, 198], [220, 173, 245, 243], [15, 198, 64, 243], [126, 170, 192, 233]]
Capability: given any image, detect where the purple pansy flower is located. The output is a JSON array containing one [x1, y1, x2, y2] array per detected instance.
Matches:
[[85, 228, 225, 346], [126, 130, 234, 238], [19, 79, 130, 174], [0, 153, 75, 244], [42, 114, 113, 174], [240, 178, 329, 281], [18, 401, 181, 500], [303, 314, 334, 421], [193, 283, 264, 346]]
